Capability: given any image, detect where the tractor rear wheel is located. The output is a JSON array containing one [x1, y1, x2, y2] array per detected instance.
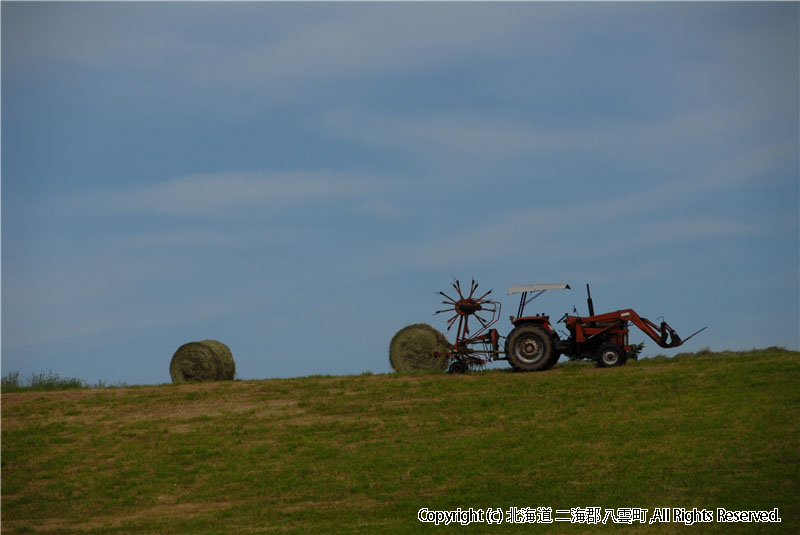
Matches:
[[542, 348, 560, 370], [505, 324, 556, 372], [596, 343, 628, 367]]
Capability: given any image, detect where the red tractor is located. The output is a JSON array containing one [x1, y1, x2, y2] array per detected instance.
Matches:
[[436, 279, 705, 373]]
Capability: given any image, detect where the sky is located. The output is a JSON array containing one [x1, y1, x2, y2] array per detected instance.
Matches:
[[2, 1, 798, 385]]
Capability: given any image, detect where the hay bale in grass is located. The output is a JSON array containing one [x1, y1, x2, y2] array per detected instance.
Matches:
[[170, 340, 236, 383], [198, 339, 236, 379], [389, 323, 451, 373]]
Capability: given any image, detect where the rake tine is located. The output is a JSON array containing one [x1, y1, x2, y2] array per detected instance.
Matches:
[[475, 289, 493, 302], [439, 291, 456, 301], [457, 286, 466, 300], [446, 315, 459, 330]]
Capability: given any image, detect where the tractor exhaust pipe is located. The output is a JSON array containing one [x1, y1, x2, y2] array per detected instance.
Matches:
[[586, 284, 595, 316]]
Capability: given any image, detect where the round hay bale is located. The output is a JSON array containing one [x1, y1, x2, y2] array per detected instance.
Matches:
[[199, 339, 236, 379], [170, 340, 236, 383], [389, 323, 451, 373]]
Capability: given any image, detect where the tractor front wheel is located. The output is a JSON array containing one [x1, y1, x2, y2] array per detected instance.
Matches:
[[596, 343, 628, 368], [505, 325, 556, 372]]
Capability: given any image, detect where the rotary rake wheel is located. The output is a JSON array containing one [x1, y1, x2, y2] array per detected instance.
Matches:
[[435, 279, 502, 372]]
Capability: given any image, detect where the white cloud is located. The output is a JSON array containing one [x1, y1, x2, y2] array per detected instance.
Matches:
[[357, 200, 415, 219], [315, 177, 780, 286], [169, 5, 570, 89], [317, 103, 794, 167], [3, 296, 249, 351], [121, 226, 324, 249], [64, 170, 383, 217], [4, 4, 562, 89]]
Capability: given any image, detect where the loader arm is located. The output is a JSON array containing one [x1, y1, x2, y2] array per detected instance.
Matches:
[[618, 309, 684, 348]]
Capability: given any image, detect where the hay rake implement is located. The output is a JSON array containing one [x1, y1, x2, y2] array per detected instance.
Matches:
[[435, 279, 502, 374], [435, 279, 705, 373]]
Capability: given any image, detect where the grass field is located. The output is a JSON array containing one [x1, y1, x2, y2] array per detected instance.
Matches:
[[2, 349, 798, 534]]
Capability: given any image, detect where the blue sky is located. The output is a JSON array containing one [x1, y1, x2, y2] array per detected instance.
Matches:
[[2, 2, 798, 385]]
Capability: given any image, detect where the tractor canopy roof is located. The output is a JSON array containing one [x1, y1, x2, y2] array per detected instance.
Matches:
[[508, 283, 571, 295]]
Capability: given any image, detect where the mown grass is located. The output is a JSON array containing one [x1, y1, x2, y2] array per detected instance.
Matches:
[[1, 349, 798, 534]]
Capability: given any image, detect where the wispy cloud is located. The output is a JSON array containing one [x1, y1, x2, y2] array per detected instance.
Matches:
[[317, 109, 559, 160], [121, 226, 326, 249], [3, 4, 562, 95], [317, 104, 795, 170], [4, 295, 249, 351], [357, 200, 416, 220], [63, 170, 383, 218], [162, 5, 570, 89]]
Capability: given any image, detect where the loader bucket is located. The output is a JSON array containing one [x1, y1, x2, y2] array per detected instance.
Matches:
[[660, 321, 682, 348]]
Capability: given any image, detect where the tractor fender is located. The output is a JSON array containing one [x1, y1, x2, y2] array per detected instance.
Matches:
[[512, 316, 555, 333]]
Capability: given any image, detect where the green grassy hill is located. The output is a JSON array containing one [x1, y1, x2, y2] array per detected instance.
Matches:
[[2, 349, 798, 534]]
